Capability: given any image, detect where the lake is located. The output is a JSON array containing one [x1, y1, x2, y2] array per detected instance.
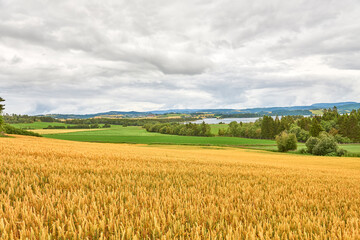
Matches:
[[189, 118, 261, 124], [189, 115, 310, 124]]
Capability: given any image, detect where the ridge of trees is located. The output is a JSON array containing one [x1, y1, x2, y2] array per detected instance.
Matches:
[[44, 124, 111, 129], [144, 122, 214, 137], [220, 107, 359, 143]]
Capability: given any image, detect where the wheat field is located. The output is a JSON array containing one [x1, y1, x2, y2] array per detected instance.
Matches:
[[29, 128, 107, 135], [1, 135, 360, 239]]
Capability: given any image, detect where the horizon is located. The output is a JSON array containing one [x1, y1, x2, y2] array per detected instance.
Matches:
[[1, 0, 360, 115], [4, 101, 357, 116]]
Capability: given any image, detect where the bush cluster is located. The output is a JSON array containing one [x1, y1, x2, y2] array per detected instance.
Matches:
[[305, 132, 347, 156], [276, 132, 297, 152], [3, 125, 42, 137]]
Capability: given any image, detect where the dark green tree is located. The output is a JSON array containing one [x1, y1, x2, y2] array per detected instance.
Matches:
[[0, 97, 4, 113], [274, 116, 281, 135], [0, 97, 5, 133], [261, 116, 275, 139], [347, 112, 360, 142], [309, 119, 323, 137]]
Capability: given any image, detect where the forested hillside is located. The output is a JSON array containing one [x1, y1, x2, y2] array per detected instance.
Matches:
[[221, 107, 359, 142]]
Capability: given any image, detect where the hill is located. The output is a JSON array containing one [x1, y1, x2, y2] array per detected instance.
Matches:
[[39, 102, 360, 119]]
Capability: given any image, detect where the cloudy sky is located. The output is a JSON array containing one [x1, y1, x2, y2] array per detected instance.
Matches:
[[1, 0, 360, 114]]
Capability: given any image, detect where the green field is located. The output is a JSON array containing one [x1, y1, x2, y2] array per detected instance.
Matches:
[[210, 124, 228, 135], [11, 122, 72, 129], [43, 125, 276, 146], [10, 122, 360, 154], [339, 144, 360, 154]]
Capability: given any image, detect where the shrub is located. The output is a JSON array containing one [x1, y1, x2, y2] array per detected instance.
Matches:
[[336, 148, 348, 157], [276, 131, 297, 152], [299, 148, 308, 154], [334, 134, 352, 144], [311, 133, 338, 156], [305, 137, 319, 153]]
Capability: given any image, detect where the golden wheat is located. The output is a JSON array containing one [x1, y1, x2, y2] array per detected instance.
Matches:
[[0, 135, 360, 239], [29, 128, 106, 135]]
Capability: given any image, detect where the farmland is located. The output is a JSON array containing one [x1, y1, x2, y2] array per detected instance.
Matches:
[[11, 122, 360, 154], [1, 135, 360, 238], [22, 124, 359, 154], [10, 122, 73, 129], [42, 125, 277, 147]]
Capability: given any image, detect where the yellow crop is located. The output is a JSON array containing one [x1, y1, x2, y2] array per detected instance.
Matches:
[[29, 128, 106, 135], [1, 135, 360, 239]]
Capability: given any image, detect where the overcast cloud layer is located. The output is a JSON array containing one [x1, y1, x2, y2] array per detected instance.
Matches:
[[1, 0, 360, 114]]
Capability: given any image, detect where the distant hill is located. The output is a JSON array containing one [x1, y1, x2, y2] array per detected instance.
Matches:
[[40, 102, 360, 119]]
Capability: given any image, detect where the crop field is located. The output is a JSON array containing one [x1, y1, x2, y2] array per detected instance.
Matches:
[[29, 128, 107, 135], [10, 123, 360, 154], [1, 135, 360, 239]]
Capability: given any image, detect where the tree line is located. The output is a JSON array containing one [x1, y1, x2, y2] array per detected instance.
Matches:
[[143, 122, 213, 137], [0, 98, 41, 137], [64, 117, 199, 126], [3, 114, 59, 123], [220, 107, 358, 143], [44, 124, 111, 129]]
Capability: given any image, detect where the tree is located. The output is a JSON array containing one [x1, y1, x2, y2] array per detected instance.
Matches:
[[347, 113, 360, 142], [279, 116, 294, 132], [0, 97, 4, 113], [309, 119, 323, 137], [289, 124, 309, 142], [274, 116, 281, 135], [0, 97, 5, 134], [261, 116, 275, 139], [276, 131, 297, 152]]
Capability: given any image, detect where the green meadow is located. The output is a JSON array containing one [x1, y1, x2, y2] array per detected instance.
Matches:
[[43, 125, 276, 147], [11, 122, 73, 129], [10, 122, 360, 153], [210, 124, 228, 135]]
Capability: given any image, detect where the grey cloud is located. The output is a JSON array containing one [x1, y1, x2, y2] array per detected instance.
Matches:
[[1, 0, 360, 114], [325, 52, 360, 70]]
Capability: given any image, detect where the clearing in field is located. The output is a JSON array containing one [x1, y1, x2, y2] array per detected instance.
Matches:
[[1, 135, 360, 239]]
